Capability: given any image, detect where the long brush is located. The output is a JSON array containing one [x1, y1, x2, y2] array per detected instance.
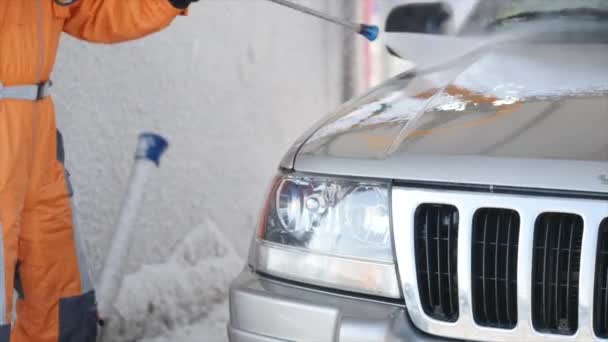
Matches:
[[97, 133, 169, 341]]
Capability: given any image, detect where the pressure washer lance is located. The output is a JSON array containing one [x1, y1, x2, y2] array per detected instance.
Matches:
[[96, 133, 169, 339], [266, 0, 380, 42]]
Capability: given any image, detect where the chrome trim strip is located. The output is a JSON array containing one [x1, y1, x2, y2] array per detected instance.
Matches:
[[257, 271, 406, 308], [254, 240, 401, 299], [392, 187, 608, 341]]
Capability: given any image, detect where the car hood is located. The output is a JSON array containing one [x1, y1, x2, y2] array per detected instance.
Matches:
[[283, 44, 608, 194]]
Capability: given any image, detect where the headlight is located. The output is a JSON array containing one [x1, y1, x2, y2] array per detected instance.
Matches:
[[251, 172, 401, 299]]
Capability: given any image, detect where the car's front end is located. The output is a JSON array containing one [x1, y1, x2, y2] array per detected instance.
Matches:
[[229, 1, 608, 341]]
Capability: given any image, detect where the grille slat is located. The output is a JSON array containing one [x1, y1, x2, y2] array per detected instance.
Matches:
[[565, 219, 575, 328], [532, 213, 582, 335], [414, 204, 459, 322], [554, 218, 563, 326], [436, 208, 443, 312], [605, 271, 608, 332], [482, 213, 490, 323], [593, 218, 608, 337], [505, 213, 514, 324], [472, 208, 520, 329], [541, 219, 551, 328], [424, 209, 434, 309], [494, 214, 501, 325], [447, 210, 455, 315]]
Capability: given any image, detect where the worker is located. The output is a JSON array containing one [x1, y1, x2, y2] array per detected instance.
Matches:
[[0, 0, 197, 340]]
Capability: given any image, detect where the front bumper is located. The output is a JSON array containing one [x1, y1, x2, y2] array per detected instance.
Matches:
[[228, 268, 454, 342]]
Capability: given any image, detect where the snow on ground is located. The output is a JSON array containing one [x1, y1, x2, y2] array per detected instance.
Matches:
[[102, 218, 240, 342], [143, 301, 229, 342]]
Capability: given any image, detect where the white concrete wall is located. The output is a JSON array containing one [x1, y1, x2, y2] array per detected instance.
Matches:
[[54, 0, 345, 279], [53, 2, 351, 339]]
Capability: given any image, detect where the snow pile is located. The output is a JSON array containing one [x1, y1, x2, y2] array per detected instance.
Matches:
[[143, 301, 229, 342], [102, 218, 242, 341]]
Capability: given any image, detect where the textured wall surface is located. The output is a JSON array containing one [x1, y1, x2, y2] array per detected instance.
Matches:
[[54, 0, 344, 275], [52, 1, 346, 339]]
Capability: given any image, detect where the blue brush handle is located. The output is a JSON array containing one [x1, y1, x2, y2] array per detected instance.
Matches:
[[359, 24, 380, 42]]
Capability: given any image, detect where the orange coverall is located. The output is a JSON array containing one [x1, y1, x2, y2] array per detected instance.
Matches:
[[0, 1, 185, 340]]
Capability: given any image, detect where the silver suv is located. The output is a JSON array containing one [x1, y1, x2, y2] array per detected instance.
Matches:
[[228, 1, 608, 341]]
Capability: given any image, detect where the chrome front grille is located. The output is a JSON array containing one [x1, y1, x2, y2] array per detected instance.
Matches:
[[392, 187, 608, 342]]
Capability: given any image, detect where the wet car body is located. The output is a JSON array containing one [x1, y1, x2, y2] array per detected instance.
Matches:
[[229, 2, 608, 341]]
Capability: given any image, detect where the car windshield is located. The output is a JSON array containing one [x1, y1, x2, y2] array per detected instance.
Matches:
[[463, 0, 608, 33]]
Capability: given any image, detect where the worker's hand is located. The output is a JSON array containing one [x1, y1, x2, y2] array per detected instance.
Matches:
[[169, 0, 199, 10]]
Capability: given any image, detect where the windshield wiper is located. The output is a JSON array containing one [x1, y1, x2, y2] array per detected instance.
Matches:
[[488, 7, 608, 30]]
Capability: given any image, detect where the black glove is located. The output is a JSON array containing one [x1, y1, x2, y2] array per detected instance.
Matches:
[[169, 0, 198, 10]]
